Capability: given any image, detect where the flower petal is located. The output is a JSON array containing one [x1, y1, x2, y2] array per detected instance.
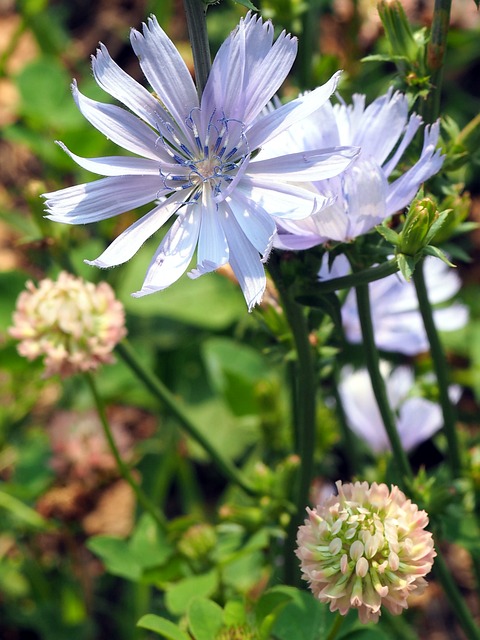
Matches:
[[398, 397, 443, 451], [349, 90, 410, 166], [43, 175, 162, 224], [132, 206, 201, 296], [91, 43, 163, 130], [220, 207, 266, 311], [238, 176, 334, 220], [130, 16, 198, 142], [386, 123, 444, 214], [246, 71, 342, 149], [72, 83, 162, 161], [56, 141, 167, 177], [227, 191, 276, 258], [249, 146, 358, 181], [382, 114, 422, 177], [86, 192, 185, 268], [189, 192, 229, 277]]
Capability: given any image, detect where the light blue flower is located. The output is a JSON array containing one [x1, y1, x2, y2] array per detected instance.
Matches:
[[43, 13, 356, 309], [269, 89, 444, 249], [319, 253, 468, 355], [339, 363, 461, 453]]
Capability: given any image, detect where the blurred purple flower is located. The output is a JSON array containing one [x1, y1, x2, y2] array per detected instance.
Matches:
[[43, 13, 356, 310], [269, 89, 444, 249], [320, 254, 468, 355], [338, 362, 461, 452]]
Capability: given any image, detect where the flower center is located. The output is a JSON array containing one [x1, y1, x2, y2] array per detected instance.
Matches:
[[158, 110, 249, 201]]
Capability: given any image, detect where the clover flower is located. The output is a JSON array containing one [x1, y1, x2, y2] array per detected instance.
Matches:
[[338, 363, 461, 452], [296, 481, 436, 623], [9, 271, 126, 377], [269, 89, 444, 249], [43, 13, 357, 310], [319, 254, 468, 355]]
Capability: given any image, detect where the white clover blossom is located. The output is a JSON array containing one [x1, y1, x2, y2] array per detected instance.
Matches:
[[319, 254, 468, 355], [266, 89, 444, 249], [338, 363, 461, 452], [43, 13, 357, 310], [9, 272, 126, 377], [296, 481, 436, 624]]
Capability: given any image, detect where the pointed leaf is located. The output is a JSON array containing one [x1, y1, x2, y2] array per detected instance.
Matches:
[[137, 615, 190, 640], [188, 597, 224, 640]]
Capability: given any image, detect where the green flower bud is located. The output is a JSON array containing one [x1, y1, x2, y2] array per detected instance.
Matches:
[[399, 197, 440, 256], [377, 0, 420, 62], [177, 523, 217, 561]]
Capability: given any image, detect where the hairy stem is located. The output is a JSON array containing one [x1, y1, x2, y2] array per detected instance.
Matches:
[[183, 0, 211, 97]]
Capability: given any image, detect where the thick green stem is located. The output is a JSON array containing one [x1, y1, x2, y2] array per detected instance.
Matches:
[[433, 547, 480, 640], [268, 254, 317, 586], [183, 0, 211, 97], [115, 341, 256, 496], [84, 372, 166, 530], [412, 259, 462, 478], [424, 0, 452, 122], [354, 283, 414, 485]]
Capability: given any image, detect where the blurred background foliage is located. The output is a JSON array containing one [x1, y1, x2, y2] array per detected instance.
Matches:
[[1, 0, 480, 638]]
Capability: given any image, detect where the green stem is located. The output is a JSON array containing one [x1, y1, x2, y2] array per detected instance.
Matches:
[[268, 254, 317, 586], [115, 341, 256, 496], [354, 283, 414, 485], [84, 372, 166, 530], [297, 0, 318, 89], [183, 0, 211, 97], [326, 613, 344, 640], [424, 0, 452, 123], [412, 258, 462, 478], [433, 547, 480, 640]]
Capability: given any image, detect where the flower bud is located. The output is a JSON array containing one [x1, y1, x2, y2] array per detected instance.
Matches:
[[177, 523, 217, 561], [399, 197, 440, 256]]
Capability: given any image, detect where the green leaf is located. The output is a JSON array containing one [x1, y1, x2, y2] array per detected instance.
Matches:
[[270, 587, 329, 640], [165, 571, 219, 615], [0, 490, 49, 529], [223, 599, 248, 627], [232, 0, 258, 10], [86, 536, 142, 581], [137, 614, 191, 640], [396, 253, 416, 281], [15, 57, 81, 129], [188, 597, 224, 640], [202, 337, 269, 415], [422, 245, 455, 267], [129, 514, 173, 570]]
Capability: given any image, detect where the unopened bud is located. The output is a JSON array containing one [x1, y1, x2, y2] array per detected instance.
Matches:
[[399, 197, 438, 256]]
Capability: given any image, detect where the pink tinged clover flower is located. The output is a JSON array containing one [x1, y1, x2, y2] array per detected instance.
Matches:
[[43, 14, 357, 310], [319, 254, 468, 355], [296, 481, 436, 624], [9, 272, 126, 377], [338, 363, 461, 453], [270, 89, 444, 249]]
